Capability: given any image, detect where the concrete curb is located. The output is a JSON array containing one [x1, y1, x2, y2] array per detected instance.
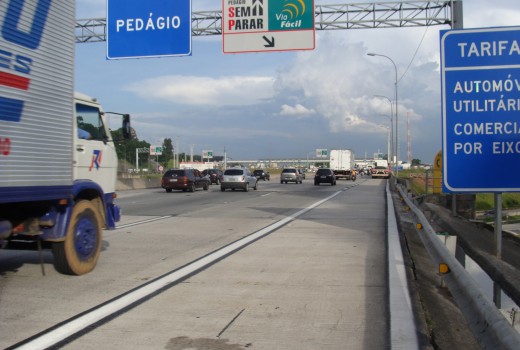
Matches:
[[387, 182, 420, 349]]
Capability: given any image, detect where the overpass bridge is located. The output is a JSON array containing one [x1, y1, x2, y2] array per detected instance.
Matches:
[[221, 158, 382, 169], [225, 158, 329, 168]]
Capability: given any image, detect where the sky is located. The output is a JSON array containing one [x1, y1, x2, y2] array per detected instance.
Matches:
[[74, 0, 520, 163]]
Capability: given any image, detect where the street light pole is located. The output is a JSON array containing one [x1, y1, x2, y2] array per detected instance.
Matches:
[[374, 94, 394, 165], [380, 115, 393, 163], [368, 53, 399, 176]]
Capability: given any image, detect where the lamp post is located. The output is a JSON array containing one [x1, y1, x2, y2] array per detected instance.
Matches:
[[368, 53, 399, 176], [306, 151, 314, 169], [380, 115, 393, 164], [378, 125, 391, 163], [374, 94, 394, 166]]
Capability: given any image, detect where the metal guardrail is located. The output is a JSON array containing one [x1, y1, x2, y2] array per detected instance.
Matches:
[[396, 184, 520, 349]]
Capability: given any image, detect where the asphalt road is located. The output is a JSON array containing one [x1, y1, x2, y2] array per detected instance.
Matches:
[[0, 177, 403, 349]]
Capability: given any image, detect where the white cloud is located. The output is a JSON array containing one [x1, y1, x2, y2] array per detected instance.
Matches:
[[275, 34, 413, 133], [465, 1, 520, 28], [279, 104, 315, 117], [125, 75, 275, 106]]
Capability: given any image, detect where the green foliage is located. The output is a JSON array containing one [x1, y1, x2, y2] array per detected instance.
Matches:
[[159, 138, 173, 165], [475, 193, 520, 211], [115, 133, 150, 167]]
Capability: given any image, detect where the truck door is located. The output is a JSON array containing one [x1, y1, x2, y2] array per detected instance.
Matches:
[[74, 102, 117, 193]]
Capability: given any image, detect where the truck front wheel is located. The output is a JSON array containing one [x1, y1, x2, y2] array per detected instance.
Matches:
[[52, 200, 102, 275]]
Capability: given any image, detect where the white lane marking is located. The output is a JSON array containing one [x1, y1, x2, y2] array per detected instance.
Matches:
[[14, 191, 344, 350]]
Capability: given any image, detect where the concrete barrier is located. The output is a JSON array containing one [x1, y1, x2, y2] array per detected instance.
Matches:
[[116, 178, 161, 191]]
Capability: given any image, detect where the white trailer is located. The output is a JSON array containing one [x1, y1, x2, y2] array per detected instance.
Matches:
[[0, 0, 130, 275], [330, 149, 356, 181]]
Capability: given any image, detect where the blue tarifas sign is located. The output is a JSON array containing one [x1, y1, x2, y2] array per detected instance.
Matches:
[[107, 0, 191, 59], [441, 26, 520, 192]]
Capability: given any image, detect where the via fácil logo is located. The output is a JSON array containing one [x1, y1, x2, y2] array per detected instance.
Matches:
[[0, 0, 51, 123], [271, 0, 312, 30]]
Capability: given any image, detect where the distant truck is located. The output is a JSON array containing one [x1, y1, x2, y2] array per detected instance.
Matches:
[[374, 159, 389, 168], [0, 0, 130, 275], [330, 149, 356, 181]]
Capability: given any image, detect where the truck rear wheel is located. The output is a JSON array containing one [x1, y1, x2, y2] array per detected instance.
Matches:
[[52, 200, 102, 275]]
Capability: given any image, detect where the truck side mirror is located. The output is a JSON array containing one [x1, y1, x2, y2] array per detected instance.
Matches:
[[122, 114, 131, 139]]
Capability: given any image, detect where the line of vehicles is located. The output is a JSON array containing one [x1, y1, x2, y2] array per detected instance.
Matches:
[[160, 148, 394, 193], [160, 148, 392, 194], [160, 161, 392, 194]]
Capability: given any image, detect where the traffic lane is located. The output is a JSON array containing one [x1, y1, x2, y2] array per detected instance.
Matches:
[[0, 182, 362, 348], [62, 179, 388, 349], [115, 177, 358, 218]]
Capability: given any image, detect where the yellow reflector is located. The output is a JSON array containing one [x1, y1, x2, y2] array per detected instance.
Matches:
[[416, 223, 423, 230], [439, 263, 450, 274]]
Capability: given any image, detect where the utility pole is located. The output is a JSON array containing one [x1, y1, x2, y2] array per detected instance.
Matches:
[[407, 112, 412, 164]]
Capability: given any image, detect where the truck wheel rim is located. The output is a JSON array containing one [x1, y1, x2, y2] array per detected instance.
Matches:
[[74, 216, 98, 259]]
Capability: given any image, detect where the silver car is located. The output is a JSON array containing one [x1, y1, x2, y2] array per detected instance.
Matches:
[[280, 168, 303, 184], [221, 168, 258, 192]]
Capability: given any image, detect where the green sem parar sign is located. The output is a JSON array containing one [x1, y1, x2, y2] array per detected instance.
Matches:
[[269, 0, 313, 31]]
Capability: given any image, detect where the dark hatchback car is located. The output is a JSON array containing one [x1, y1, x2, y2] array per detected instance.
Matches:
[[314, 168, 336, 186], [253, 169, 270, 181], [202, 168, 223, 184], [161, 169, 210, 192]]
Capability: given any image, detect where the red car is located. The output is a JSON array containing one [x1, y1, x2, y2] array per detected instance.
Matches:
[[162, 169, 210, 192]]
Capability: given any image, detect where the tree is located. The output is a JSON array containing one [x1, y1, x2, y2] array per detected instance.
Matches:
[[113, 126, 150, 169], [412, 158, 421, 166], [160, 138, 173, 166]]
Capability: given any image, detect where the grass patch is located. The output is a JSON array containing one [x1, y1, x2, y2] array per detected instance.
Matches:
[[397, 170, 520, 211], [476, 193, 520, 211]]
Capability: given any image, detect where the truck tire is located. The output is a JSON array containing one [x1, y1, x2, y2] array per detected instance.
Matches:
[[52, 200, 102, 275]]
